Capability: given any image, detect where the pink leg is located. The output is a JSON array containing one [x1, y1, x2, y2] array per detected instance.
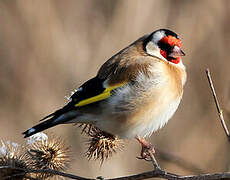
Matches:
[[136, 137, 155, 160]]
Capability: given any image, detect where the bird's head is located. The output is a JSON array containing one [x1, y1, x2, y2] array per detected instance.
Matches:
[[143, 29, 185, 64]]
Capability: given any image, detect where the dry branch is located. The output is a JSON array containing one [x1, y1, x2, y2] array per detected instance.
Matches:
[[2, 157, 230, 180], [206, 68, 230, 141]]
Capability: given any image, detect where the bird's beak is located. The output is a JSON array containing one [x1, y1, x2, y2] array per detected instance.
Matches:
[[169, 45, 185, 57]]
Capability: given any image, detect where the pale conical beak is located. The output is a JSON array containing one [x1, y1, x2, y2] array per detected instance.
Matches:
[[169, 46, 185, 57]]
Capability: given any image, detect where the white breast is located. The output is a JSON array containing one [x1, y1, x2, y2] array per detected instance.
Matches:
[[98, 88, 182, 139], [123, 97, 182, 138]]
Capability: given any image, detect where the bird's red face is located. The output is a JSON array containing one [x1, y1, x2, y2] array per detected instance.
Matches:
[[158, 35, 185, 64]]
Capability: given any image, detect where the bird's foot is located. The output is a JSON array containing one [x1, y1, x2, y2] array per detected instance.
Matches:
[[136, 137, 155, 161]]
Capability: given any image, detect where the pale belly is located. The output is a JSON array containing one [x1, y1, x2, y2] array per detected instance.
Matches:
[[95, 95, 182, 139], [120, 97, 182, 138]]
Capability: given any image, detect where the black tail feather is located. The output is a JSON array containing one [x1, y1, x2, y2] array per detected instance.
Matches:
[[40, 102, 74, 121], [23, 117, 61, 138], [23, 103, 77, 138], [40, 112, 55, 121]]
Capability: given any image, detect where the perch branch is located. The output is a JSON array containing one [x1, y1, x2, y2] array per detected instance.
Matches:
[[206, 68, 230, 141], [148, 149, 161, 170], [2, 153, 230, 180]]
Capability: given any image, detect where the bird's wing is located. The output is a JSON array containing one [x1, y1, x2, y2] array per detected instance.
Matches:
[[71, 76, 127, 107], [40, 76, 127, 121], [23, 39, 146, 138], [41, 45, 142, 122], [22, 76, 127, 138]]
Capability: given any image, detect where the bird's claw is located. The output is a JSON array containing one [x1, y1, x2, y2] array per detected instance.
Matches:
[[136, 156, 152, 161], [136, 137, 156, 161]]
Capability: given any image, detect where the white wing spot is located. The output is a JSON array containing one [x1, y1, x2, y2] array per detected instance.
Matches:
[[28, 128, 35, 134], [66, 87, 83, 101], [77, 87, 83, 92]]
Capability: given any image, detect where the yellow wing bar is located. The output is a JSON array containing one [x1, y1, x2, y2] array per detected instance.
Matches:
[[75, 82, 126, 107]]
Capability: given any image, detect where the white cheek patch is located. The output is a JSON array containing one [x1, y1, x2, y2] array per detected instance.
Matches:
[[145, 30, 166, 60], [145, 41, 165, 61]]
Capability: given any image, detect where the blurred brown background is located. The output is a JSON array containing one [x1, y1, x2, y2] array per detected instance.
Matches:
[[1, 0, 230, 178]]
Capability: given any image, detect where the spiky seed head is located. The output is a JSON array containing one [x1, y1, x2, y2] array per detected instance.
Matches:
[[79, 124, 124, 164], [0, 140, 30, 180], [78, 123, 95, 135], [27, 135, 71, 179]]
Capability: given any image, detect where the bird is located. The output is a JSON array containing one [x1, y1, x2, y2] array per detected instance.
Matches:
[[23, 29, 186, 157]]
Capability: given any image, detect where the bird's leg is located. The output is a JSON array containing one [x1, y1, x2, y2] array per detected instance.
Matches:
[[136, 137, 155, 160]]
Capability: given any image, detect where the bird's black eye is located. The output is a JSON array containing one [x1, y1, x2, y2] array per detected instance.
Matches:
[[157, 41, 173, 55]]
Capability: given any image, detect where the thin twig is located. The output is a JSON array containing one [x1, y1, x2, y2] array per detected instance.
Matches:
[[206, 68, 230, 141], [147, 149, 161, 170]]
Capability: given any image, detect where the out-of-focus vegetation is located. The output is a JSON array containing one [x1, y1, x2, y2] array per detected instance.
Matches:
[[0, 0, 230, 178]]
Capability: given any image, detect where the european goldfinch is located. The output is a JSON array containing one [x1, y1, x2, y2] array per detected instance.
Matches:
[[23, 29, 186, 155]]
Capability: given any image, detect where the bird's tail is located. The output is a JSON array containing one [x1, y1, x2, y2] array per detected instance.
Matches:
[[23, 104, 78, 138]]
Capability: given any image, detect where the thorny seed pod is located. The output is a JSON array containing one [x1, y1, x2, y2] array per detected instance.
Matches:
[[27, 134, 71, 179], [79, 124, 124, 164], [0, 140, 30, 180]]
